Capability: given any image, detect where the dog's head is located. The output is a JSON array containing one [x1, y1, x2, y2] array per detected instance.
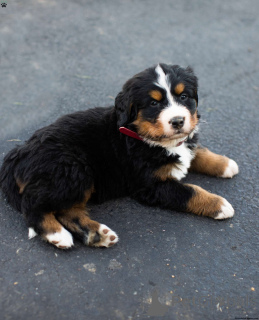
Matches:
[[115, 63, 199, 147]]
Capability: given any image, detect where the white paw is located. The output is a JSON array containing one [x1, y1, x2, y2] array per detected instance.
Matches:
[[221, 159, 239, 178], [28, 227, 37, 239], [214, 198, 235, 219], [89, 224, 119, 248], [45, 227, 74, 249]]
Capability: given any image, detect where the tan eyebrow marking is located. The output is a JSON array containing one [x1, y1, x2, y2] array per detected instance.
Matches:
[[174, 83, 185, 95], [149, 90, 163, 101]]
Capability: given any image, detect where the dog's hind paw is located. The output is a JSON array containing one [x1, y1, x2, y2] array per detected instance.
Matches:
[[88, 224, 119, 248], [45, 227, 74, 249]]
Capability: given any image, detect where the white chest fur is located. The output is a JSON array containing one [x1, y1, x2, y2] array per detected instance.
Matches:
[[165, 143, 195, 181]]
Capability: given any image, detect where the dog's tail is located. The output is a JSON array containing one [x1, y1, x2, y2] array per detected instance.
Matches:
[[0, 147, 23, 212]]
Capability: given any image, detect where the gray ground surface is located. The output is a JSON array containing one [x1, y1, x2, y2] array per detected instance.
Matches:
[[0, 1, 259, 319]]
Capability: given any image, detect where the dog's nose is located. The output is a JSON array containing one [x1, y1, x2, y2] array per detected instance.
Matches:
[[169, 116, 185, 129]]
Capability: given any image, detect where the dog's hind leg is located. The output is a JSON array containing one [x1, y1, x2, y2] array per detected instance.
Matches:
[[54, 184, 118, 247], [20, 178, 118, 248], [21, 181, 75, 249], [57, 208, 119, 248], [26, 212, 74, 249]]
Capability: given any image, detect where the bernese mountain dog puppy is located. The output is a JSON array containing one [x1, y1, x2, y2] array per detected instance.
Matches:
[[0, 63, 239, 249]]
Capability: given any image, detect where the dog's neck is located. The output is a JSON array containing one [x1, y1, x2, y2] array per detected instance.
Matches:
[[119, 127, 187, 147]]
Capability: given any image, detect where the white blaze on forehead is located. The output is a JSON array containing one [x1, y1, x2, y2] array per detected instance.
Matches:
[[154, 64, 191, 134], [155, 64, 173, 104]]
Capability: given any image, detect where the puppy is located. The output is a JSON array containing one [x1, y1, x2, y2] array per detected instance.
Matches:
[[0, 63, 239, 249]]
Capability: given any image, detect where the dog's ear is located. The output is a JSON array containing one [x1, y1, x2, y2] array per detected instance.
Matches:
[[115, 90, 131, 127], [185, 66, 198, 106], [194, 88, 198, 106], [115, 80, 138, 127]]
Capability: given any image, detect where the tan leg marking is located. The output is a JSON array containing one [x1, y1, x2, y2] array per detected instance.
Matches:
[[41, 213, 74, 249], [153, 163, 177, 181], [58, 184, 98, 232], [42, 213, 62, 234], [186, 184, 234, 219], [83, 184, 95, 203], [16, 178, 28, 194], [190, 147, 231, 177], [58, 208, 100, 234]]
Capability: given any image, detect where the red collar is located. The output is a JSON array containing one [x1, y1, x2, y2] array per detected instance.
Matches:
[[119, 127, 143, 141], [119, 127, 186, 147]]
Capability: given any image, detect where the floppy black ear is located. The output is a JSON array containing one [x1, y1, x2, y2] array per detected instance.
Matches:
[[194, 88, 198, 106], [185, 66, 198, 106], [115, 80, 139, 128], [115, 89, 132, 128]]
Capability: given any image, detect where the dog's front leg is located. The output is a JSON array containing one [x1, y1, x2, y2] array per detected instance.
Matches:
[[189, 146, 239, 178], [133, 180, 234, 219]]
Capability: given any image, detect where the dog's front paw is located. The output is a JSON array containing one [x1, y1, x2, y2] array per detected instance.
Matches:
[[214, 198, 235, 219], [187, 184, 235, 219], [88, 224, 119, 248], [221, 159, 239, 178]]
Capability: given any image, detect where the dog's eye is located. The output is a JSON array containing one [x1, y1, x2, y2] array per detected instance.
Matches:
[[151, 101, 159, 106], [180, 93, 188, 101]]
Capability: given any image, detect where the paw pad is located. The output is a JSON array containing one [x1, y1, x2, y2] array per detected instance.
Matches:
[[90, 224, 119, 248]]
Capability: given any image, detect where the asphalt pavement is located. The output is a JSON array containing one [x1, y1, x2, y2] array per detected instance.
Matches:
[[0, 0, 258, 319]]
